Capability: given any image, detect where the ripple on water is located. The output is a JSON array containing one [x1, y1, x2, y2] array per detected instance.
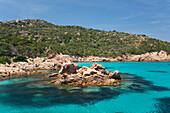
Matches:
[[82, 87, 101, 93]]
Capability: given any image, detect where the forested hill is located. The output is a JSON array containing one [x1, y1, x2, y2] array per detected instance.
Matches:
[[0, 19, 169, 63]]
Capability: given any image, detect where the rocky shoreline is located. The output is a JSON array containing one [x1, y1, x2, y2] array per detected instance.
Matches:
[[46, 63, 121, 86], [0, 54, 67, 78], [113, 50, 170, 62], [74, 50, 170, 62], [0, 51, 169, 78]]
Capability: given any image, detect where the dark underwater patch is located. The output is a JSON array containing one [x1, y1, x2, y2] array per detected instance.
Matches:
[[127, 86, 145, 93], [0, 83, 121, 107], [0, 72, 169, 108], [120, 73, 136, 76], [105, 67, 114, 69], [77, 66, 82, 69], [147, 70, 168, 73], [150, 86, 170, 91], [130, 75, 170, 91], [155, 97, 170, 113]]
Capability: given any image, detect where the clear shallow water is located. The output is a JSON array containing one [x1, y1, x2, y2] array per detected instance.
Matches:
[[0, 62, 170, 113]]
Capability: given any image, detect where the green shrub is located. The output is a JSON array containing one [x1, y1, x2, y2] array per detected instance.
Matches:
[[0, 56, 11, 64], [39, 53, 45, 57], [13, 55, 28, 62]]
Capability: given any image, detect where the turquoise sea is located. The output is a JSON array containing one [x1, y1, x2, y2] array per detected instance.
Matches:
[[0, 62, 170, 113]]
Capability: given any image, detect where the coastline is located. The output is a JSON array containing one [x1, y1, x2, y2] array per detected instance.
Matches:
[[0, 51, 170, 78], [75, 60, 170, 63]]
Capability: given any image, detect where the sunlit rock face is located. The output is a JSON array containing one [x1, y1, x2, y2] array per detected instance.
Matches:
[[59, 63, 78, 74]]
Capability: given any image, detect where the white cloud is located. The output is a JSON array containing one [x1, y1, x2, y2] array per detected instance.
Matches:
[[17, 4, 49, 19], [30, 4, 48, 13], [0, 0, 49, 19], [120, 12, 145, 20], [150, 20, 160, 24], [137, 0, 161, 6]]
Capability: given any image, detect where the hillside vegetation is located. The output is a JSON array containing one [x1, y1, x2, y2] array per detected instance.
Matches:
[[0, 19, 169, 63]]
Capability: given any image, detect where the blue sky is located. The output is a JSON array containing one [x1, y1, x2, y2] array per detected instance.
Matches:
[[0, 0, 170, 42]]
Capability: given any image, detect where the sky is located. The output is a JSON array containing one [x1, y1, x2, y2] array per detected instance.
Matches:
[[0, 0, 170, 42]]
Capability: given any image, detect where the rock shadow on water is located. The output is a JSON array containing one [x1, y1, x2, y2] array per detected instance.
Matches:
[[120, 72, 170, 93], [0, 72, 169, 108], [0, 83, 121, 107]]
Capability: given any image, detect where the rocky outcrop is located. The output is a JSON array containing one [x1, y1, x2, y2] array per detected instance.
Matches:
[[47, 63, 121, 86], [0, 53, 75, 78], [0, 63, 41, 79], [114, 50, 170, 62]]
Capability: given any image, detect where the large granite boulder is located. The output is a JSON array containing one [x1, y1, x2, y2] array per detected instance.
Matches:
[[59, 63, 78, 74], [108, 70, 121, 80]]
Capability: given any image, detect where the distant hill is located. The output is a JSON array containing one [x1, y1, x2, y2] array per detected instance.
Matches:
[[0, 19, 169, 63]]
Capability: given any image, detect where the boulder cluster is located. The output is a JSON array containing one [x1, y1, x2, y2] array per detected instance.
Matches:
[[47, 63, 121, 86]]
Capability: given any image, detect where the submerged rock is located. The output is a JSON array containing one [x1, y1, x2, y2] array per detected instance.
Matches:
[[47, 63, 121, 86]]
